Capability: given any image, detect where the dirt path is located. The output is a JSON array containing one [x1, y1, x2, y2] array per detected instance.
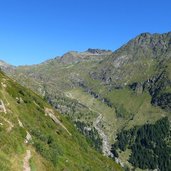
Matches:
[[23, 150, 31, 171]]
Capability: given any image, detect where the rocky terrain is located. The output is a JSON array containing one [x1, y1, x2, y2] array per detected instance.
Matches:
[[2, 32, 171, 170], [0, 71, 122, 171]]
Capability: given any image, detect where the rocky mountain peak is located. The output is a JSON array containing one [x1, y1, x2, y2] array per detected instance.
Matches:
[[113, 32, 171, 59], [132, 31, 171, 47], [58, 49, 112, 64], [0, 60, 15, 71], [86, 48, 112, 54]]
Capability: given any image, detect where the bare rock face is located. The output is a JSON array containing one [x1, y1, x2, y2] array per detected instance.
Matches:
[[24, 131, 32, 144], [90, 32, 171, 87], [129, 82, 144, 95], [0, 60, 15, 71], [86, 48, 112, 55]]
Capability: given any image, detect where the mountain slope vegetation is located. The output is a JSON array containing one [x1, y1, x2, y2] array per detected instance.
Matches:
[[2, 32, 171, 170], [0, 71, 122, 171]]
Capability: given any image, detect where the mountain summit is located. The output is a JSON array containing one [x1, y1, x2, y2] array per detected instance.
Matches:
[[91, 32, 171, 87]]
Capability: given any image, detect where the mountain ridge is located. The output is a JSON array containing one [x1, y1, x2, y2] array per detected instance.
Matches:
[[1, 31, 171, 170]]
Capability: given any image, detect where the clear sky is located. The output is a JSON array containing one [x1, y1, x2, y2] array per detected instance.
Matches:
[[0, 0, 170, 66]]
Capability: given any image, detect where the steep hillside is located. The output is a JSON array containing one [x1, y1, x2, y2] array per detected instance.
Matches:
[[0, 71, 122, 171], [91, 32, 171, 86], [3, 33, 171, 170]]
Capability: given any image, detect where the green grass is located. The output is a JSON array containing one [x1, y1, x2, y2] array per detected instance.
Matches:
[[0, 71, 122, 171], [67, 86, 168, 141]]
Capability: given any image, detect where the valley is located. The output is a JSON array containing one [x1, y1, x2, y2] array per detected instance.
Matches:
[[0, 71, 122, 171], [1, 32, 171, 171]]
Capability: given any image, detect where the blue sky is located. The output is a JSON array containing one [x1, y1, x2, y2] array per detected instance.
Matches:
[[0, 0, 170, 66]]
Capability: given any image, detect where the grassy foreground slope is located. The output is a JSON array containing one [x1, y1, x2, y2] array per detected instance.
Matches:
[[0, 71, 122, 171]]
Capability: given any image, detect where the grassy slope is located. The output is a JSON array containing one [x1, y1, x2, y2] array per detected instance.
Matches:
[[0, 71, 122, 171], [66, 85, 168, 141]]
